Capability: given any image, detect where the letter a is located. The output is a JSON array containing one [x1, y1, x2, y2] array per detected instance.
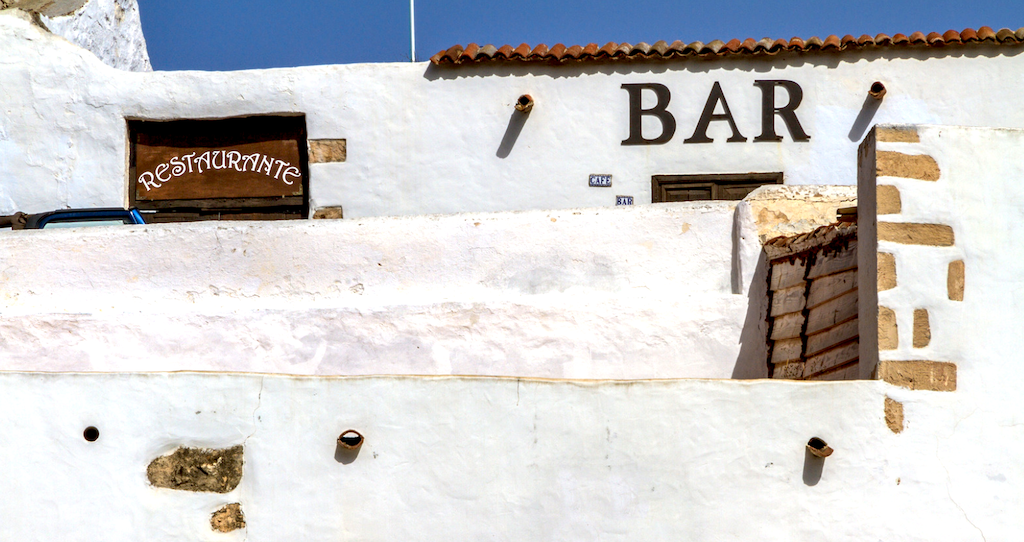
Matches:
[[685, 82, 746, 143], [621, 83, 677, 145]]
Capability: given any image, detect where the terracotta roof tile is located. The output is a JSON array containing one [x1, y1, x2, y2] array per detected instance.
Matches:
[[431, 26, 1024, 66]]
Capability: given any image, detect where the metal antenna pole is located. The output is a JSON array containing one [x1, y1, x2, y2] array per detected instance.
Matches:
[[410, 0, 416, 62]]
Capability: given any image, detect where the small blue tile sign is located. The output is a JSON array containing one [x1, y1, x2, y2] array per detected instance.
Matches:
[[616, 195, 634, 206], [589, 174, 612, 187]]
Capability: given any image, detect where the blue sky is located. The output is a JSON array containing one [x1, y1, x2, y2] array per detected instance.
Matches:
[[138, 0, 1024, 71]]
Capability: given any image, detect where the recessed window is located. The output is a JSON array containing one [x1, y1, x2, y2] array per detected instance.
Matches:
[[652, 173, 783, 202]]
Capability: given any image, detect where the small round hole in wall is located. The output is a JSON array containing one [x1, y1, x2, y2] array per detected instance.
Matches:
[[83, 426, 100, 442]]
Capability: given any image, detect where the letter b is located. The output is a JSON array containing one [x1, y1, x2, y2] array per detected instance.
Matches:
[[621, 83, 676, 145]]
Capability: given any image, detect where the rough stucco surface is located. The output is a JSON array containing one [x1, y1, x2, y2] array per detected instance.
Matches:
[[0, 202, 766, 378], [41, 0, 151, 71], [0, 372, 1020, 541], [1, 11, 1023, 217]]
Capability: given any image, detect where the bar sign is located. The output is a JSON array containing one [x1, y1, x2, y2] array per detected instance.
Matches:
[[589, 174, 612, 187], [616, 195, 634, 206]]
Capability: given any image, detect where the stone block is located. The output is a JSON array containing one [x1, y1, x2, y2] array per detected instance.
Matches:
[[948, 260, 965, 301], [804, 340, 858, 377], [879, 306, 898, 350], [807, 269, 857, 307], [877, 151, 940, 181], [877, 185, 902, 215], [770, 284, 806, 317], [770, 259, 807, 290], [806, 241, 857, 279], [806, 289, 858, 335], [770, 312, 805, 341], [806, 317, 859, 357], [913, 309, 930, 348], [884, 397, 904, 433], [877, 252, 897, 291], [771, 337, 803, 364], [211, 503, 246, 533], [313, 206, 344, 219], [878, 360, 957, 391], [772, 361, 804, 379], [147, 445, 244, 493], [878, 222, 954, 246], [308, 139, 347, 163], [876, 127, 920, 143]]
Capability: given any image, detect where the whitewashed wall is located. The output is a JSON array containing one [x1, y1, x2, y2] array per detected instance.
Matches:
[[0, 202, 771, 378], [41, 0, 152, 72], [1, 11, 1022, 217], [1, 125, 1022, 541], [1, 372, 1020, 541]]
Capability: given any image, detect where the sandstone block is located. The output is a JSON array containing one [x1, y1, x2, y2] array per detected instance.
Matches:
[[876, 185, 902, 215], [308, 139, 347, 163], [876, 127, 920, 143], [878, 360, 956, 391], [878, 222, 954, 246], [884, 397, 904, 433], [147, 445, 243, 493], [948, 260, 965, 301], [878, 306, 898, 350], [877, 151, 940, 181], [877, 252, 897, 291], [913, 309, 930, 348]]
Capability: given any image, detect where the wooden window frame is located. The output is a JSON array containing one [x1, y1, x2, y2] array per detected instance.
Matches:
[[651, 173, 784, 203]]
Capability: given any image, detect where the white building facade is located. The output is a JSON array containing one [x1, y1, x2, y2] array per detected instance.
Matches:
[[1, 3, 1023, 540]]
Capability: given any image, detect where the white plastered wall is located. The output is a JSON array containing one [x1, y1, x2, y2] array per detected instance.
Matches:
[[1, 11, 1023, 217], [0, 202, 765, 377]]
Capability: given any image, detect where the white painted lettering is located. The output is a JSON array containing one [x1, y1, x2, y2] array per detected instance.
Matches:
[[182, 152, 196, 173], [241, 153, 260, 172], [272, 159, 288, 180], [282, 166, 301, 185], [138, 171, 158, 191], [169, 156, 186, 177], [155, 163, 171, 183], [194, 151, 211, 174], [211, 150, 227, 170], [227, 150, 242, 171], [258, 155, 274, 176]]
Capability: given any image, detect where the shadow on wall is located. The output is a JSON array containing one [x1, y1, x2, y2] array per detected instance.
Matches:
[[731, 202, 770, 379], [731, 246, 769, 379], [496, 107, 530, 158]]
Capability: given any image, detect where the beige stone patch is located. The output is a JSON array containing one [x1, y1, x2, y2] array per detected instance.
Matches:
[[876, 185, 902, 215], [948, 260, 965, 301], [211, 503, 246, 533], [884, 397, 904, 433], [876, 151, 940, 181], [878, 360, 957, 391], [878, 222, 954, 246], [308, 139, 347, 163], [147, 445, 243, 493], [876, 127, 920, 143], [313, 207, 344, 219], [748, 188, 857, 242], [878, 306, 898, 350], [877, 252, 897, 291], [913, 309, 931, 348]]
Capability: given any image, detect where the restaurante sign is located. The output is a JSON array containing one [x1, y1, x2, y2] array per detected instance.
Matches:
[[129, 116, 308, 208]]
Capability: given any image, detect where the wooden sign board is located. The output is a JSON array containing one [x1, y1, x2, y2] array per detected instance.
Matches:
[[129, 116, 309, 215]]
